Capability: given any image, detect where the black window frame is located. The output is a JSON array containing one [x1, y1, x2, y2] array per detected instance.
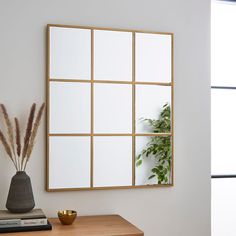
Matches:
[[211, 85, 236, 179]]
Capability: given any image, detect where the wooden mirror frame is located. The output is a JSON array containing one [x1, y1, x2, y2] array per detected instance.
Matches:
[[46, 24, 174, 191]]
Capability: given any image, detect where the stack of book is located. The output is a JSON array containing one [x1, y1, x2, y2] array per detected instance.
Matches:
[[0, 208, 52, 233]]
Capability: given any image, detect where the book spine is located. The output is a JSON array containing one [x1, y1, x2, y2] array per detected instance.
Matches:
[[0, 221, 52, 233], [0, 219, 21, 228], [21, 218, 48, 226], [0, 218, 47, 228]]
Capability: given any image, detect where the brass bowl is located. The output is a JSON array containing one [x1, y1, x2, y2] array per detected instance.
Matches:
[[57, 210, 77, 225]]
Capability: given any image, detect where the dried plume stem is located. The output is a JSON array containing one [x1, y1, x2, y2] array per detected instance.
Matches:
[[15, 118, 21, 171], [23, 103, 45, 171], [0, 129, 17, 170], [0, 104, 18, 170], [21, 103, 36, 170]]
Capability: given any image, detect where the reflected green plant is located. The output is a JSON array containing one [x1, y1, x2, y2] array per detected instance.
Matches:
[[136, 103, 171, 184]]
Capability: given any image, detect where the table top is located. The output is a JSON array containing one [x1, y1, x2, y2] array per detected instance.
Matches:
[[5, 215, 144, 236]]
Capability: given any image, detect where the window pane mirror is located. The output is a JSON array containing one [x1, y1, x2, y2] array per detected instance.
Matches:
[[50, 27, 91, 80], [136, 33, 172, 83], [47, 24, 174, 191], [94, 30, 132, 81]]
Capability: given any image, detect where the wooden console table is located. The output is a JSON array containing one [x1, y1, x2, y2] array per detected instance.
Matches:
[[5, 215, 144, 236]]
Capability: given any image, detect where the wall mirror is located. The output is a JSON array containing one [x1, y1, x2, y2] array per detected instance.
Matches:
[[46, 24, 174, 191]]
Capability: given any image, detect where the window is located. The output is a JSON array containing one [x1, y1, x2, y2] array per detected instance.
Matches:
[[211, 1, 236, 235]]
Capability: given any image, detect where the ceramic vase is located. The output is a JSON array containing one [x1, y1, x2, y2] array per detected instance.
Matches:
[[6, 171, 35, 213]]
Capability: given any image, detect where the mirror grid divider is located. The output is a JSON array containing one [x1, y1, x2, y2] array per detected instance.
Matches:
[[90, 29, 94, 188]]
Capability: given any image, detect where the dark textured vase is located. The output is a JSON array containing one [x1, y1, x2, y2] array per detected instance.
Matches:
[[6, 171, 35, 213]]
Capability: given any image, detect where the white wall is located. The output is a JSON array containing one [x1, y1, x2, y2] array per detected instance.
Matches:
[[0, 0, 211, 235]]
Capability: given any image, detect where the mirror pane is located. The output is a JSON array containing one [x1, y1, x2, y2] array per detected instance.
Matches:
[[136, 33, 171, 83], [94, 30, 132, 81], [49, 136, 90, 189], [50, 27, 91, 80], [136, 85, 171, 133], [93, 136, 132, 187], [50, 82, 91, 133], [135, 136, 172, 185], [211, 89, 236, 175], [94, 83, 132, 133]]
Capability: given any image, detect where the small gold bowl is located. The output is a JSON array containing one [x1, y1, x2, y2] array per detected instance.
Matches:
[[57, 210, 77, 225]]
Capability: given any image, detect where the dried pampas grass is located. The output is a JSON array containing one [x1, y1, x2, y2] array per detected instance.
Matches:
[[24, 103, 45, 170], [15, 118, 21, 169], [0, 103, 45, 171], [15, 118, 21, 157], [0, 129, 16, 169], [21, 103, 36, 169], [0, 104, 17, 165]]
